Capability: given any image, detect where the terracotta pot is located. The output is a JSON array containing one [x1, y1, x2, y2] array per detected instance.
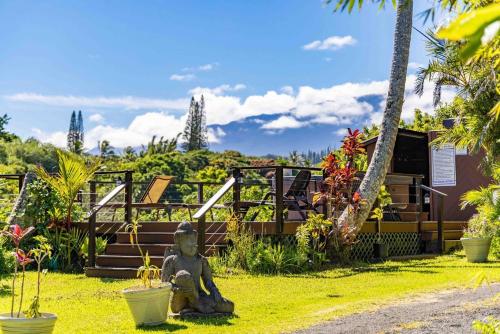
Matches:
[[0, 313, 57, 334], [461, 237, 492, 263], [122, 283, 172, 326]]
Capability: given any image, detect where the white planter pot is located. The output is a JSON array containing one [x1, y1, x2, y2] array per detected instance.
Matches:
[[461, 237, 492, 263], [0, 313, 57, 334], [122, 283, 172, 326]]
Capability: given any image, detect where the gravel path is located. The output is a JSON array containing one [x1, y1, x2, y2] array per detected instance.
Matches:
[[294, 284, 500, 334]]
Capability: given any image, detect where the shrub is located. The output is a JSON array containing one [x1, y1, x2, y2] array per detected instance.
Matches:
[[0, 240, 15, 276]]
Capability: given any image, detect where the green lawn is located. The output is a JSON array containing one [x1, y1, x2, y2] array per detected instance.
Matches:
[[1, 254, 499, 334]]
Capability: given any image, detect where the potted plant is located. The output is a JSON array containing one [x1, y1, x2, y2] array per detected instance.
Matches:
[[0, 225, 56, 334], [460, 180, 499, 263], [122, 221, 172, 326]]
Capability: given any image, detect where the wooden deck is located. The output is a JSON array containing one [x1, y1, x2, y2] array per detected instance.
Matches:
[[82, 219, 466, 278]]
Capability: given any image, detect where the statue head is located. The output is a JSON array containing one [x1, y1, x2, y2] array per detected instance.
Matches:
[[174, 222, 198, 257]]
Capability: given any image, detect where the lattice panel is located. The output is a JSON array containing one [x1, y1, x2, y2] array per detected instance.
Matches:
[[351, 232, 420, 259]]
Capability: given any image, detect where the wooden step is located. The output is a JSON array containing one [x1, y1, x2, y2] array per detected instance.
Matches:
[[398, 212, 429, 221], [116, 232, 226, 244], [421, 230, 464, 241], [421, 221, 467, 232], [106, 243, 172, 256], [444, 240, 463, 253], [96, 255, 164, 267]]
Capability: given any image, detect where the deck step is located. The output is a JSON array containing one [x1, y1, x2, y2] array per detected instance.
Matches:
[[106, 243, 172, 256], [422, 230, 464, 241], [115, 232, 226, 244], [96, 255, 164, 267], [421, 221, 467, 232]]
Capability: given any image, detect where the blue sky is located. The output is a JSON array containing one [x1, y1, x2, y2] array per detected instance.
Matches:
[[0, 0, 454, 155]]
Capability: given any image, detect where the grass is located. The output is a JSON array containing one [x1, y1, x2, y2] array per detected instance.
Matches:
[[0, 254, 499, 334]]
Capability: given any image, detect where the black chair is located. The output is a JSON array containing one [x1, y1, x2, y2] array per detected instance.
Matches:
[[247, 170, 317, 221]]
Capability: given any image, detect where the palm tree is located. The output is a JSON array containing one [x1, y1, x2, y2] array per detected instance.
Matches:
[[35, 149, 101, 227], [415, 30, 499, 171], [98, 140, 115, 158], [329, 0, 414, 234]]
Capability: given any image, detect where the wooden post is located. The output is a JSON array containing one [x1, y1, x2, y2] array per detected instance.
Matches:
[[275, 166, 284, 234], [88, 180, 97, 268], [232, 168, 241, 219], [124, 171, 133, 225], [437, 195, 444, 254], [18, 174, 25, 193], [197, 183, 206, 256], [415, 177, 422, 234]]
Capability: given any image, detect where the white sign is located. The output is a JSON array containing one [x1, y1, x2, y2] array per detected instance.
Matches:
[[455, 146, 468, 155], [431, 143, 456, 187]]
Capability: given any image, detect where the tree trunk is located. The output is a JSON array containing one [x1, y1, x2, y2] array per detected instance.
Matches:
[[338, 0, 413, 233], [7, 172, 36, 225]]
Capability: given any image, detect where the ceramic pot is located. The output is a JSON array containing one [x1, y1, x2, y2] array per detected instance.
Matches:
[[0, 312, 57, 334], [122, 283, 172, 326], [461, 237, 492, 263]]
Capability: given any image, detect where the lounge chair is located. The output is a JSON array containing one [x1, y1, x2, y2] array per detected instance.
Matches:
[[243, 170, 317, 221]]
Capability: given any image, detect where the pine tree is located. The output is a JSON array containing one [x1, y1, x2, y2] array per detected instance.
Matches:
[[182, 96, 208, 151], [77, 110, 84, 146], [67, 111, 78, 152]]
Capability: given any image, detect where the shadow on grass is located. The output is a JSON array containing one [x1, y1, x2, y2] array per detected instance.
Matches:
[[137, 323, 188, 332], [0, 284, 11, 297], [177, 314, 238, 326]]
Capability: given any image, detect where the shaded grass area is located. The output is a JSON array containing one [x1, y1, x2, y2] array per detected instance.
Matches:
[[0, 254, 499, 334]]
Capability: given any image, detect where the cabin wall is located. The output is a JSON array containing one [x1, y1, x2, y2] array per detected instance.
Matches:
[[428, 131, 491, 221]]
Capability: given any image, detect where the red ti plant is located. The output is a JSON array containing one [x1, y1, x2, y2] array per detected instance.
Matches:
[[314, 128, 366, 261], [1, 224, 34, 317]]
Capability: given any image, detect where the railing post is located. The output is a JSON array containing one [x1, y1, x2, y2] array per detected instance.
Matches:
[[88, 180, 97, 268], [415, 177, 422, 234], [232, 168, 241, 219], [197, 183, 206, 255], [124, 171, 133, 225], [275, 166, 284, 234], [437, 195, 444, 254], [18, 174, 25, 193]]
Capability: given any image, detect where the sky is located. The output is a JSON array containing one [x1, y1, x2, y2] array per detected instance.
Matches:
[[0, 0, 454, 156]]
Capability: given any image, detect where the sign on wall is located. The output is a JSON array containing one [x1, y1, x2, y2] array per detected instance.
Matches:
[[431, 143, 456, 187]]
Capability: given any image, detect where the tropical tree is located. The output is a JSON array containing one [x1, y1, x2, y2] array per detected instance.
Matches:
[[329, 0, 414, 235], [182, 96, 208, 151], [421, 1, 500, 172], [35, 149, 101, 227], [141, 134, 180, 156], [98, 140, 115, 159]]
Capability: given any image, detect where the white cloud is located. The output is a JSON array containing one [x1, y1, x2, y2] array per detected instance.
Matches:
[[189, 83, 246, 96], [182, 62, 219, 72], [4, 93, 188, 110], [408, 62, 423, 70], [31, 128, 67, 148], [25, 74, 455, 149], [280, 86, 294, 95], [335, 128, 348, 137], [261, 116, 306, 131], [89, 113, 105, 123], [303, 35, 357, 51], [170, 73, 196, 81], [207, 127, 226, 144]]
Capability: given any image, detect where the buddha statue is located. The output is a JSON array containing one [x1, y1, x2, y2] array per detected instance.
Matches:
[[161, 222, 234, 315]]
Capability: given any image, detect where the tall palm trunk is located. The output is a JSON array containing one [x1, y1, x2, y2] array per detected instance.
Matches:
[[338, 0, 413, 233]]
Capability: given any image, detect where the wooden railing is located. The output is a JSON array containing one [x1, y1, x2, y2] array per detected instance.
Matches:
[[420, 184, 448, 253]]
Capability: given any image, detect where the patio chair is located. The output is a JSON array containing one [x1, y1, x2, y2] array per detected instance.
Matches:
[[135, 175, 173, 220], [244, 170, 317, 221]]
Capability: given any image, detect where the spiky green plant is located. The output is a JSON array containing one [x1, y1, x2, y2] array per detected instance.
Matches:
[[35, 149, 101, 227]]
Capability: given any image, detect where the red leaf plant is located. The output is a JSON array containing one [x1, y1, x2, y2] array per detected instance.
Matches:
[[314, 128, 366, 262]]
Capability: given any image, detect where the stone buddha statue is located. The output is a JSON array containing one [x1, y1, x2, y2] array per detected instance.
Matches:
[[161, 222, 234, 315]]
